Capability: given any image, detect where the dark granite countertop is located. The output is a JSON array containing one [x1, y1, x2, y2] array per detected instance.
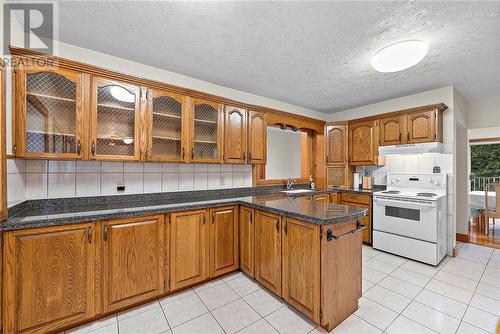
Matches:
[[2, 186, 371, 231]]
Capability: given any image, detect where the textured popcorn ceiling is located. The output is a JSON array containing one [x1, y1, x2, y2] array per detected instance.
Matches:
[[51, 1, 500, 113]]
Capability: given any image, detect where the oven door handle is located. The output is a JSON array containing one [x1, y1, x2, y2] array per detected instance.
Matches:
[[373, 197, 437, 208]]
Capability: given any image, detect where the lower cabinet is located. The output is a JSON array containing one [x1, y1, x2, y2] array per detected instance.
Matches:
[[102, 215, 166, 313], [170, 210, 209, 290], [239, 206, 255, 277], [340, 193, 372, 244], [312, 194, 329, 203], [3, 223, 95, 334], [282, 218, 320, 323], [209, 206, 239, 278], [255, 210, 282, 295]]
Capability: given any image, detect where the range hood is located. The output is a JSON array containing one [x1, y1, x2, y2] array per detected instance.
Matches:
[[378, 142, 451, 155]]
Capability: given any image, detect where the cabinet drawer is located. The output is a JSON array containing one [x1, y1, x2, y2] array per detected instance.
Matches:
[[340, 193, 370, 205]]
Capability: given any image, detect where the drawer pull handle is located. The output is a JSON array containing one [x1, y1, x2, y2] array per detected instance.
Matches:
[[326, 222, 366, 241]]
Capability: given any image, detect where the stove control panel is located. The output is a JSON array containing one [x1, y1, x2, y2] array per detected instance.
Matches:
[[387, 173, 447, 191]]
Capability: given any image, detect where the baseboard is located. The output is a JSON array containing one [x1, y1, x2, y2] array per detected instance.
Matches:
[[456, 233, 470, 243]]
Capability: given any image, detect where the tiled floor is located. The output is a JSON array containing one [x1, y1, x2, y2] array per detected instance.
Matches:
[[65, 242, 500, 334]]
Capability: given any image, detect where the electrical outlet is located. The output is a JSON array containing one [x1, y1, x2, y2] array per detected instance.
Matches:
[[117, 181, 125, 192]]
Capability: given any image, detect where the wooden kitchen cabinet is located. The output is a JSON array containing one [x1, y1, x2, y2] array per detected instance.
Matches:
[[348, 120, 381, 166], [145, 89, 188, 162], [170, 209, 209, 290], [325, 124, 347, 164], [101, 215, 165, 313], [326, 165, 353, 188], [3, 223, 95, 334], [313, 194, 329, 203], [189, 98, 223, 163], [239, 206, 255, 277], [255, 210, 282, 295], [209, 206, 239, 277], [330, 193, 340, 204], [90, 77, 142, 161], [379, 115, 405, 146], [224, 106, 247, 163], [14, 64, 85, 159], [340, 193, 372, 244], [247, 110, 267, 164], [282, 218, 321, 322], [407, 110, 439, 143]]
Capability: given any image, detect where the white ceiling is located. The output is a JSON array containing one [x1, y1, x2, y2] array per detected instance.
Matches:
[[45, 1, 500, 113]]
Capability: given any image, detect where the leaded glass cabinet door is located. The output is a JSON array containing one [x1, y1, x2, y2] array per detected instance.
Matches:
[[190, 98, 223, 163], [90, 77, 141, 161], [146, 89, 186, 162], [17, 65, 83, 158]]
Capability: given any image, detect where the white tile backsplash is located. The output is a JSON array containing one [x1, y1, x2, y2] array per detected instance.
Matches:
[[403, 155, 419, 174], [7, 159, 253, 202]]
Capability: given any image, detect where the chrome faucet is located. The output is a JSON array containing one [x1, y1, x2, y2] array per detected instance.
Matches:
[[287, 178, 296, 190]]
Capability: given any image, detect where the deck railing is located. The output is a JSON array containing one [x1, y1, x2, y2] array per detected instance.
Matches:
[[470, 176, 500, 191]]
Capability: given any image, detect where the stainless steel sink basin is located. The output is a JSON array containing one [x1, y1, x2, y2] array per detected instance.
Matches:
[[280, 189, 314, 195]]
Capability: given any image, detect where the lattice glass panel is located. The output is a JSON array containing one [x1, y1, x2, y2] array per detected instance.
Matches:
[[152, 96, 182, 159], [96, 85, 136, 156], [193, 103, 218, 159], [25, 72, 77, 154]]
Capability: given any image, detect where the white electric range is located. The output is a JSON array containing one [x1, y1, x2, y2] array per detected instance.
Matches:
[[372, 173, 448, 265]]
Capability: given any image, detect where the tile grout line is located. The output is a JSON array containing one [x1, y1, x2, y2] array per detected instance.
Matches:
[[192, 281, 230, 334]]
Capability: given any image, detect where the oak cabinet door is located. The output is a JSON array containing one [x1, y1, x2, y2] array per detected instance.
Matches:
[[3, 223, 94, 334], [325, 125, 346, 164], [146, 89, 187, 162], [239, 206, 255, 277], [407, 111, 435, 143], [224, 106, 247, 163], [16, 64, 85, 159], [170, 210, 209, 290], [348, 120, 378, 165], [209, 206, 239, 277], [313, 195, 329, 203], [247, 110, 267, 164], [255, 210, 281, 295], [189, 98, 223, 163], [282, 218, 320, 323], [90, 77, 142, 161], [379, 116, 405, 146], [102, 215, 165, 313]]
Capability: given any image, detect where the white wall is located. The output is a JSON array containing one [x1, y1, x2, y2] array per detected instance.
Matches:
[[468, 127, 500, 140], [265, 127, 302, 179], [7, 159, 252, 207], [467, 96, 500, 130]]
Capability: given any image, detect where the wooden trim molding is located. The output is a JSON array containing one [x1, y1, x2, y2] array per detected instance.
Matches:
[[9, 46, 325, 133], [456, 233, 470, 243], [469, 137, 500, 143], [344, 103, 448, 124], [0, 58, 7, 220]]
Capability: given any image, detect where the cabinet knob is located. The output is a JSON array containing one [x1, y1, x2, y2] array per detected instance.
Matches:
[[275, 220, 280, 233], [91, 141, 96, 156], [103, 225, 108, 241], [76, 140, 82, 155], [248, 152, 252, 161]]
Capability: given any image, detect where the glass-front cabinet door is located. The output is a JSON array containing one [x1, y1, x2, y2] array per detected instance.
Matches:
[[189, 98, 223, 163], [146, 89, 186, 162], [90, 77, 141, 160], [17, 65, 84, 158]]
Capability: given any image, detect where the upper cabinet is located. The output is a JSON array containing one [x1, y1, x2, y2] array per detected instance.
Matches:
[[348, 120, 380, 166], [325, 124, 347, 165], [15, 64, 85, 159], [145, 89, 187, 162], [224, 106, 247, 163], [379, 115, 405, 146], [407, 110, 439, 143], [189, 98, 223, 163], [247, 110, 267, 164], [90, 77, 142, 161]]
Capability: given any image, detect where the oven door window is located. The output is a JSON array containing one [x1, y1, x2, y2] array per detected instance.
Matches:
[[385, 206, 421, 221]]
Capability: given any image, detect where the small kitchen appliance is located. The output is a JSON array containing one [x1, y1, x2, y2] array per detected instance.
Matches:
[[372, 173, 447, 265]]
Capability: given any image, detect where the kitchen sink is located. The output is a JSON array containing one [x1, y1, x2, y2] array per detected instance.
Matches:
[[280, 189, 314, 195]]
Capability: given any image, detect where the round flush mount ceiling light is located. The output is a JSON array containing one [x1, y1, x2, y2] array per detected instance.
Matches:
[[371, 40, 429, 73], [110, 86, 135, 103]]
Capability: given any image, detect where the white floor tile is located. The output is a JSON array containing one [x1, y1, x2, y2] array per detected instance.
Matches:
[[456, 321, 490, 334], [162, 294, 208, 328], [319, 314, 381, 334], [75, 323, 118, 334], [118, 307, 169, 334], [354, 297, 398, 330], [402, 301, 460, 334], [237, 319, 278, 334], [400, 260, 441, 278], [265, 306, 316, 334], [193, 278, 226, 293], [441, 258, 485, 281], [425, 279, 474, 304], [415, 289, 467, 319], [117, 301, 160, 321], [475, 282, 500, 301], [212, 299, 260, 334], [362, 266, 387, 284], [377, 276, 422, 299], [485, 265, 500, 278], [433, 270, 479, 291], [362, 279, 375, 293], [171, 313, 224, 334], [390, 267, 432, 287], [470, 293, 500, 317], [363, 285, 411, 313], [243, 289, 285, 317], [373, 252, 407, 266], [226, 275, 261, 297], [363, 258, 399, 275], [386, 315, 437, 334], [197, 283, 240, 310], [463, 306, 500, 333], [67, 316, 117, 334], [480, 273, 500, 288], [159, 289, 195, 305]]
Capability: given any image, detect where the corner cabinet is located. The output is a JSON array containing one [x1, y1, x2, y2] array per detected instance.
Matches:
[[224, 106, 247, 163], [14, 64, 85, 159], [247, 110, 267, 164], [90, 77, 142, 161], [189, 98, 223, 163], [3, 223, 95, 334]]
